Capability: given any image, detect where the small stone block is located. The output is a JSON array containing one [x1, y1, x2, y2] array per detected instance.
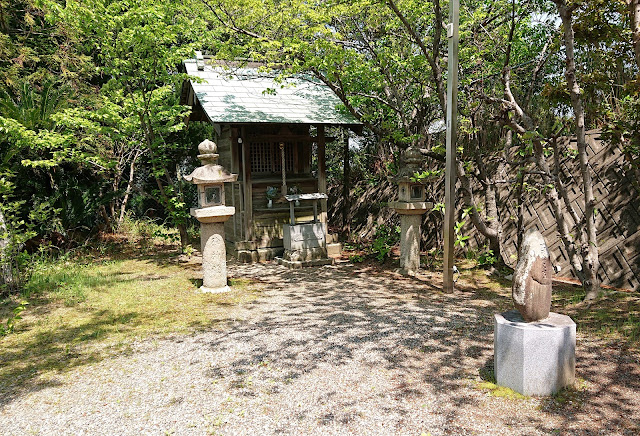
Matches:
[[283, 223, 326, 250], [326, 242, 342, 258], [494, 310, 576, 396]]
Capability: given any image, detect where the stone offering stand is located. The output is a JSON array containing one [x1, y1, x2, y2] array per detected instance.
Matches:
[[494, 310, 576, 396], [276, 193, 333, 268]]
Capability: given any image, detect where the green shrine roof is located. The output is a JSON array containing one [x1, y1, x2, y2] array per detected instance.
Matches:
[[184, 60, 360, 125]]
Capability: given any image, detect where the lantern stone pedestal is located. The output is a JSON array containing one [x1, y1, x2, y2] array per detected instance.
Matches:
[[389, 202, 432, 275], [191, 206, 236, 293], [184, 139, 238, 293]]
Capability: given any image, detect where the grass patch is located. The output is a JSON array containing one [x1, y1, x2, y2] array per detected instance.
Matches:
[[549, 378, 588, 405], [476, 379, 528, 400], [0, 249, 261, 395], [476, 365, 528, 400], [553, 285, 640, 348]]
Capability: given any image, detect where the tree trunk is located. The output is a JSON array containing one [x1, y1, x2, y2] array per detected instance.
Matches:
[[628, 0, 640, 69], [555, 0, 601, 300], [457, 160, 506, 267], [497, 56, 588, 287], [178, 223, 188, 251], [515, 170, 525, 253], [0, 207, 13, 289], [118, 149, 141, 230]]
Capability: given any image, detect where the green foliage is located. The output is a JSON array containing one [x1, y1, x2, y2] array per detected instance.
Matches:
[[371, 224, 400, 262], [348, 253, 364, 263], [117, 215, 180, 247], [0, 301, 29, 336], [0, 191, 54, 293], [454, 220, 470, 248], [477, 247, 498, 268], [421, 247, 443, 271], [410, 169, 442, 183]]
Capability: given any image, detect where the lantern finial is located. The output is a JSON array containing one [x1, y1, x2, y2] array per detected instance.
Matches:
[[198, 139, 219, 165]]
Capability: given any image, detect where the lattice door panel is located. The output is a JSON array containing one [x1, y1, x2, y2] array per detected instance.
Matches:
[[250, 142, 272, 174]]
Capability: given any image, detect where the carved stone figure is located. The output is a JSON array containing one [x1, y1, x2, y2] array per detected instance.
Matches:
[[512, 230, 552, 322]]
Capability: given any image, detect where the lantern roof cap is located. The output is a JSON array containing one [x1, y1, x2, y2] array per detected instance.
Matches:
[[184, 164, 238, 184], [185, 139, 238, 184], [395, 146, 425, 183]]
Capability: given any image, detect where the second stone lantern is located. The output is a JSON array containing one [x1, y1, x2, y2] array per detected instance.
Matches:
[[389, 146, 432, 276], [184, 139, 237, 293]]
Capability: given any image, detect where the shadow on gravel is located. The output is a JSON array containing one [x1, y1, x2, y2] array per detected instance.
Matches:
[[0, 308, 141, 407], [204, 262, 501, 430], [203, 261, 640, 435]]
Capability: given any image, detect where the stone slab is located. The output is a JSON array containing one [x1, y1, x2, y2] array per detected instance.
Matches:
[[283, 223, 326, 250], [275, 257, 334, 269], [389, 201, 432, 215], [494, 310, 576, 396], [257, 247, 284, 262], [191, 206, 235, 223]]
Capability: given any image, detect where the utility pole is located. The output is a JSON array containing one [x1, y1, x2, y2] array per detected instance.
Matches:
[[443, 0, 459, 292]]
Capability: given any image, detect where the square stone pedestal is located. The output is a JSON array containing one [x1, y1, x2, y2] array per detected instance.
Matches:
[[494, 310, 576, 396], [276, 222, 333, 268]]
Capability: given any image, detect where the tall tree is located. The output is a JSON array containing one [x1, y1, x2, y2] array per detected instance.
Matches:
[[60, 0, 211, 249], [552, 0, 600, 299]]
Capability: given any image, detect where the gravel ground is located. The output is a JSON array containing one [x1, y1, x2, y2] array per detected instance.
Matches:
[[1, 261, 639, 435]]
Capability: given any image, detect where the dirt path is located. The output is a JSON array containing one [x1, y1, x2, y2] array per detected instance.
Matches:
[[1, 261, 638, 435]]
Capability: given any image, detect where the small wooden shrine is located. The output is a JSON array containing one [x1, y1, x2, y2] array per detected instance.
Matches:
[[180, 55, 361, 261]]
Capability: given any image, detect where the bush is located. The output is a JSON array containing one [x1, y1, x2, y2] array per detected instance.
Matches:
[[117, 215, 181, 247], [477, 248, 498, 268], [371, 224, 400, 262]]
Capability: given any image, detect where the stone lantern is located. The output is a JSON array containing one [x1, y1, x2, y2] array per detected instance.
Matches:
[[389, 146, 432, 276], [184, 139, 237, 293]]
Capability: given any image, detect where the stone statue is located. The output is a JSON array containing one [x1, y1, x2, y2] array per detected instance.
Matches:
[[512, 230, 552, 322], [496, 229, 575, 396]]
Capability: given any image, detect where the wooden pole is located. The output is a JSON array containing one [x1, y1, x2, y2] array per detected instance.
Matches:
[[317, 125, 327, 227], [443, 0, 459, 292], [342, 128, 351, 236], [241, 127, 253, 241], [280, 142, 287, 196]]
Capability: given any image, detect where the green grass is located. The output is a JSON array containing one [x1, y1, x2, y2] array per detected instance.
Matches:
[[553, 285, 640, 347], [0, 249, 260, 393], [456, 266, 640, 350], [476, 366, 529, 400]]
